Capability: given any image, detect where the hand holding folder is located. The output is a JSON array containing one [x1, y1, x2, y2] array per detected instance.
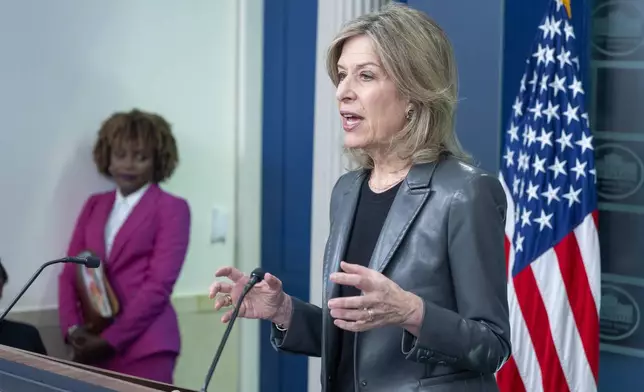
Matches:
[[74, 251, 120, 334]]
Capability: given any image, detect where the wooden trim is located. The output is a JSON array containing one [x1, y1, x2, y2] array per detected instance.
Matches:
[[0, 344, 169, 391], [13, 349, 197, 392]]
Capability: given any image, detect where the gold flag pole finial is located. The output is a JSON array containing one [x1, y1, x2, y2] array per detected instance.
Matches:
[[562, 0, 572, 18]]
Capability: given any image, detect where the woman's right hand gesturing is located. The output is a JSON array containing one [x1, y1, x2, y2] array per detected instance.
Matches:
[[209, 266, 292, 327]]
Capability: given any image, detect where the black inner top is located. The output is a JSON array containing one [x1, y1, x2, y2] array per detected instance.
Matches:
[[332, 178, 401, 392]]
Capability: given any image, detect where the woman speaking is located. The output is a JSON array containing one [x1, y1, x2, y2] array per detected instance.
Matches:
[[210, 3, 510, 391]]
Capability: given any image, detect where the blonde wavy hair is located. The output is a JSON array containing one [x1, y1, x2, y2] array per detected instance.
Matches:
[[326, 2, 471, 168]]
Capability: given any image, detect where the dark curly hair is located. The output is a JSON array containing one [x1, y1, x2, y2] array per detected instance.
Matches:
[[93, 109, 179, 183]]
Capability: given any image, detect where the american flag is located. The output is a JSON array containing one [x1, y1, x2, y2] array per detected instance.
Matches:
[[495, 1, 601, 392]]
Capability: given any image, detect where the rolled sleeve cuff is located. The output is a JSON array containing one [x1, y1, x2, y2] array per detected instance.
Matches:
[[401, 299, 460, 365]]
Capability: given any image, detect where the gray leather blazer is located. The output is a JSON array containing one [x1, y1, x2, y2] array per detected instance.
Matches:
[[271, 156, 511, 391]]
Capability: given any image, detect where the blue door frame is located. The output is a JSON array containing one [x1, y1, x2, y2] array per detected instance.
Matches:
[[260, 1, 318, 391]]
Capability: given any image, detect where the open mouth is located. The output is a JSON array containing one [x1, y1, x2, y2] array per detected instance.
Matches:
[[341, 113, 364, 131]]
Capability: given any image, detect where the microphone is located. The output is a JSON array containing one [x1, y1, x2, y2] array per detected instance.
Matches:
[[0, 256, 101, 323], [200, 267, 265, 392], [63, 255, 101, 268]]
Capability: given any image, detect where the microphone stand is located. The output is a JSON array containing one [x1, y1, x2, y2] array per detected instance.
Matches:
[[0, 256, 100, 323], [200, 277, 261, 392], [0, 260, 61, 322]]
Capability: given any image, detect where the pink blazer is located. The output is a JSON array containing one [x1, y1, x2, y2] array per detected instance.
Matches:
[[57, 184, 191, 360]]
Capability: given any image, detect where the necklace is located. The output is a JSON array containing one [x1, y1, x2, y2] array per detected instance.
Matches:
[[368, 175, 405, 192], [368, 163, 411, 192]]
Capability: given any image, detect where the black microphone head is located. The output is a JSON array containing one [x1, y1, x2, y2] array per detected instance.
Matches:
[[250, 268, 265, 282], [75, 251, 101, 268], [84, 256, 101, 268]]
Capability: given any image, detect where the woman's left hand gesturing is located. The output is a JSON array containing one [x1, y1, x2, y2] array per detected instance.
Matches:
[[328, 261, 424, 334]]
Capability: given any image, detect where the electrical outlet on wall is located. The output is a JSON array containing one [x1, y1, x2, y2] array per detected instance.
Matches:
[[210, 207, 228, 244]]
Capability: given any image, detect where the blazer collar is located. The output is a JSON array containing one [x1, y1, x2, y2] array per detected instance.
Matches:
[[323, 170, 366, 301], [114, 183, 150, 208], [367, 161, 439, 273], [108, 184, 160, 263], [325, 159, 442, 298]]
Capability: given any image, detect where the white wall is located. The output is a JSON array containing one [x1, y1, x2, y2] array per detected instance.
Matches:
[[0, 0, 238, 309], [0, 1, 263, 390]]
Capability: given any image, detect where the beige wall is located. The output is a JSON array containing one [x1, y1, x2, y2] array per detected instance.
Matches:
[[5, 294, 239, 391]]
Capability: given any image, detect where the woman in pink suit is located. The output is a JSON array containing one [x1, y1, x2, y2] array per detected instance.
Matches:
[[57, 109, 191, 384]]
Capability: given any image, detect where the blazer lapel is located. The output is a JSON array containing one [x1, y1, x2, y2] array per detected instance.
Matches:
[[108, 185, 159, 264], [322, 170, 365, 381], [323, 171, 366, 301], [85, 193, 114, 262], [368, 161, 440, 274]]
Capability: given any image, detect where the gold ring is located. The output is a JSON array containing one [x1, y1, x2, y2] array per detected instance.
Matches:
[[219, 294, 233, 307]]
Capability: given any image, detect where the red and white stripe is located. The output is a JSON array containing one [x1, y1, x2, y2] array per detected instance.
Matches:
[[496, 173, 601, 392]]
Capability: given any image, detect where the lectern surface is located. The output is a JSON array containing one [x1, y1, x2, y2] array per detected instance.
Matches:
[[0, 357, 114, 391], [0, 345, 167, 392]]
